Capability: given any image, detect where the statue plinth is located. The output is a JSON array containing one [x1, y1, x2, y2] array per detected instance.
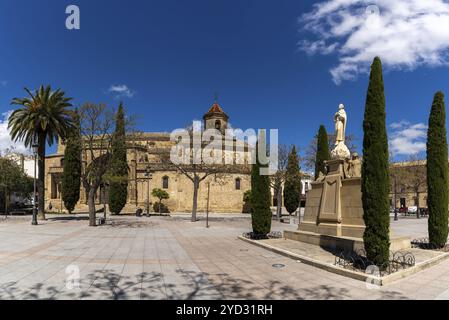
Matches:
[[285, 159, 411, 252], [300, 159, 361, 239], [331, 142, 351, 160], [285, 103, 410, 252]]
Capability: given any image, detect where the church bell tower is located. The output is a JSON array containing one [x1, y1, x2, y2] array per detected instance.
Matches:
[[203, 101, 229, 134]]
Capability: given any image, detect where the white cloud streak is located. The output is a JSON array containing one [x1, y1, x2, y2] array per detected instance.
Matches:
[[299, 0, 449, 84], [0, 110, 30, 155], [389, 120, 427, 156], [108, 84, 136, 99]]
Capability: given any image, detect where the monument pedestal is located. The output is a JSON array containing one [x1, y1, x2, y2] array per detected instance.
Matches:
[[284, 230, 411, 252], [287, 159, 410, 252]]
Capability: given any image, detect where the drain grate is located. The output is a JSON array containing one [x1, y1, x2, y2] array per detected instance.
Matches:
[[272, 263, 285, 269]]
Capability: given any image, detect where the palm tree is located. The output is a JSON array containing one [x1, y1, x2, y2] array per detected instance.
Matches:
[[9, 85, 74, 220]]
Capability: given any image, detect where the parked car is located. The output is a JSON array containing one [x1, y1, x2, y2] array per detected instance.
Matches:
[[408, 206, 418, 214]]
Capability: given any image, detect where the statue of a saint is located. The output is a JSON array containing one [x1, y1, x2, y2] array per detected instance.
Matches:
[[331, 104, 351, 159], [334, 104, 347, 146]]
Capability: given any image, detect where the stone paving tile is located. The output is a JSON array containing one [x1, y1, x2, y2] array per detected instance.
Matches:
[[0, 214, 448, 300]]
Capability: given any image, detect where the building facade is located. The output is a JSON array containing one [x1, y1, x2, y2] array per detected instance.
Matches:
[[45, 103, 254, 214], [390, 159, 428, 210]]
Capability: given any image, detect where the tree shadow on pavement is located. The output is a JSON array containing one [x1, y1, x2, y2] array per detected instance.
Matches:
[[0, 268, 409, 300], [46, 216, 90, 222]]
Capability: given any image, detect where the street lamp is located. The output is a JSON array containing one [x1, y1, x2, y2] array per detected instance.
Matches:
[[206, 181, 211, 228], [32, 139, 39, 226], [393, 174, 399, 221], [145, 166, 153, 216]]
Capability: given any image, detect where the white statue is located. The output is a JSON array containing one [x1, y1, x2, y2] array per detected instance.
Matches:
[[334, 104, 347, 145], [331, 104, 351, 159]]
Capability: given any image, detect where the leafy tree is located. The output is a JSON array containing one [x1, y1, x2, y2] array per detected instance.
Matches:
[[9, 86, 74, 220], [361, 57, 390, 267], [107, 103, 129, 215], [315, 125, 331, 180], [283, 146, 302, 215], [0, 157, 33, 215], [62, 110, 82, 214], [251, 132, 272, 236], [152, 188, 170, 214], [427, 91, 449, 247]]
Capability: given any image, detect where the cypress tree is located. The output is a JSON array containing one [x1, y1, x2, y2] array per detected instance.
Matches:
[[61, 110, 81, 214], [361, 57, 390, 267], [427, 92, 449, 247], [284, 146, 302, 215], [108, 103, 129, 215], [251, 131, 272, 237], [315, 125, 331, 180]]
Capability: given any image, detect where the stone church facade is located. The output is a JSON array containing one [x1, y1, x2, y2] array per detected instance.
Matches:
[[44, 103, 252, 214]]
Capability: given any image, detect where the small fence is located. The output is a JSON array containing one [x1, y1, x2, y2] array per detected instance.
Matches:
[[334, 249, 415, 276]]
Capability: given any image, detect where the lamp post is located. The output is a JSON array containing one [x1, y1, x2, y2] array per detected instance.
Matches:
[[145, 166, 153, 216], [32, 140, 39, 226], [206, 181, 211, 228]]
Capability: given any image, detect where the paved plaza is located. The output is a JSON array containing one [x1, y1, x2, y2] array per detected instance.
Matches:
[[0, 214, 448, 300]]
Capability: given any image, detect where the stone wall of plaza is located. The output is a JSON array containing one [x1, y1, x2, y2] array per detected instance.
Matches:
[[44, 133, 252, 214]]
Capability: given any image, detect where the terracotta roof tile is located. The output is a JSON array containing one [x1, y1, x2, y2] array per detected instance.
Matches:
[[207, 102, 224, 114]]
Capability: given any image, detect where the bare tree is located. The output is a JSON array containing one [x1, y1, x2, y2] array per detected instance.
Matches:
[[303, 133, 357, 172], [269, 144, 291, 220], [162, 126, 250, 222], [78, 103, 115, 226]]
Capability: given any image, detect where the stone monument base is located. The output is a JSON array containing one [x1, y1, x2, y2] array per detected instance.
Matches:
[[284, 230, 411, 252], [291, 158, 411, 253]]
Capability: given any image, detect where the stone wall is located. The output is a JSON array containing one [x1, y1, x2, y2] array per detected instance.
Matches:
[[44, 134, 251, 214]]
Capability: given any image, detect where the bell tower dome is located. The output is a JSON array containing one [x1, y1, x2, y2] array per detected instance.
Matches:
[[203, 101, 229, 134]]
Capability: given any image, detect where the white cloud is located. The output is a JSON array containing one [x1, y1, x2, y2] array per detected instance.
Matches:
[[108, 84, 136, 99], [389, 120, 427, 156], [299, 0, 449, 84], [0, 110, 30, 155]]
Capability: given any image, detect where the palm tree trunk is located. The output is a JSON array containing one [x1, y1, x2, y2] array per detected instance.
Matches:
[[192, 176, 199, 222], [37, 133, 46, 220]]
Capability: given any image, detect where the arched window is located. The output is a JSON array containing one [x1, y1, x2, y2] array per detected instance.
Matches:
[[162, 176, 169, 189], [235, 178, 241, 190], [215, 120, 221, 130]]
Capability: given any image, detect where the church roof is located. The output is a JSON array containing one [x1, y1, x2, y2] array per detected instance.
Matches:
[[207, 102, 225, 114], [204, 102, 229, 120]]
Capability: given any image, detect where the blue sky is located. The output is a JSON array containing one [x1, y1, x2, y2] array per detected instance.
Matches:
[[1, 0, 449, 162]]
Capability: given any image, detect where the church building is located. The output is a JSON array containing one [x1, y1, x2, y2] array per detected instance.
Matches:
[[44, 103, 252, 214]]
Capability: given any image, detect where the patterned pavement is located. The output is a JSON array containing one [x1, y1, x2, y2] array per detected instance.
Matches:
[[0, 214, 447, 300]]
